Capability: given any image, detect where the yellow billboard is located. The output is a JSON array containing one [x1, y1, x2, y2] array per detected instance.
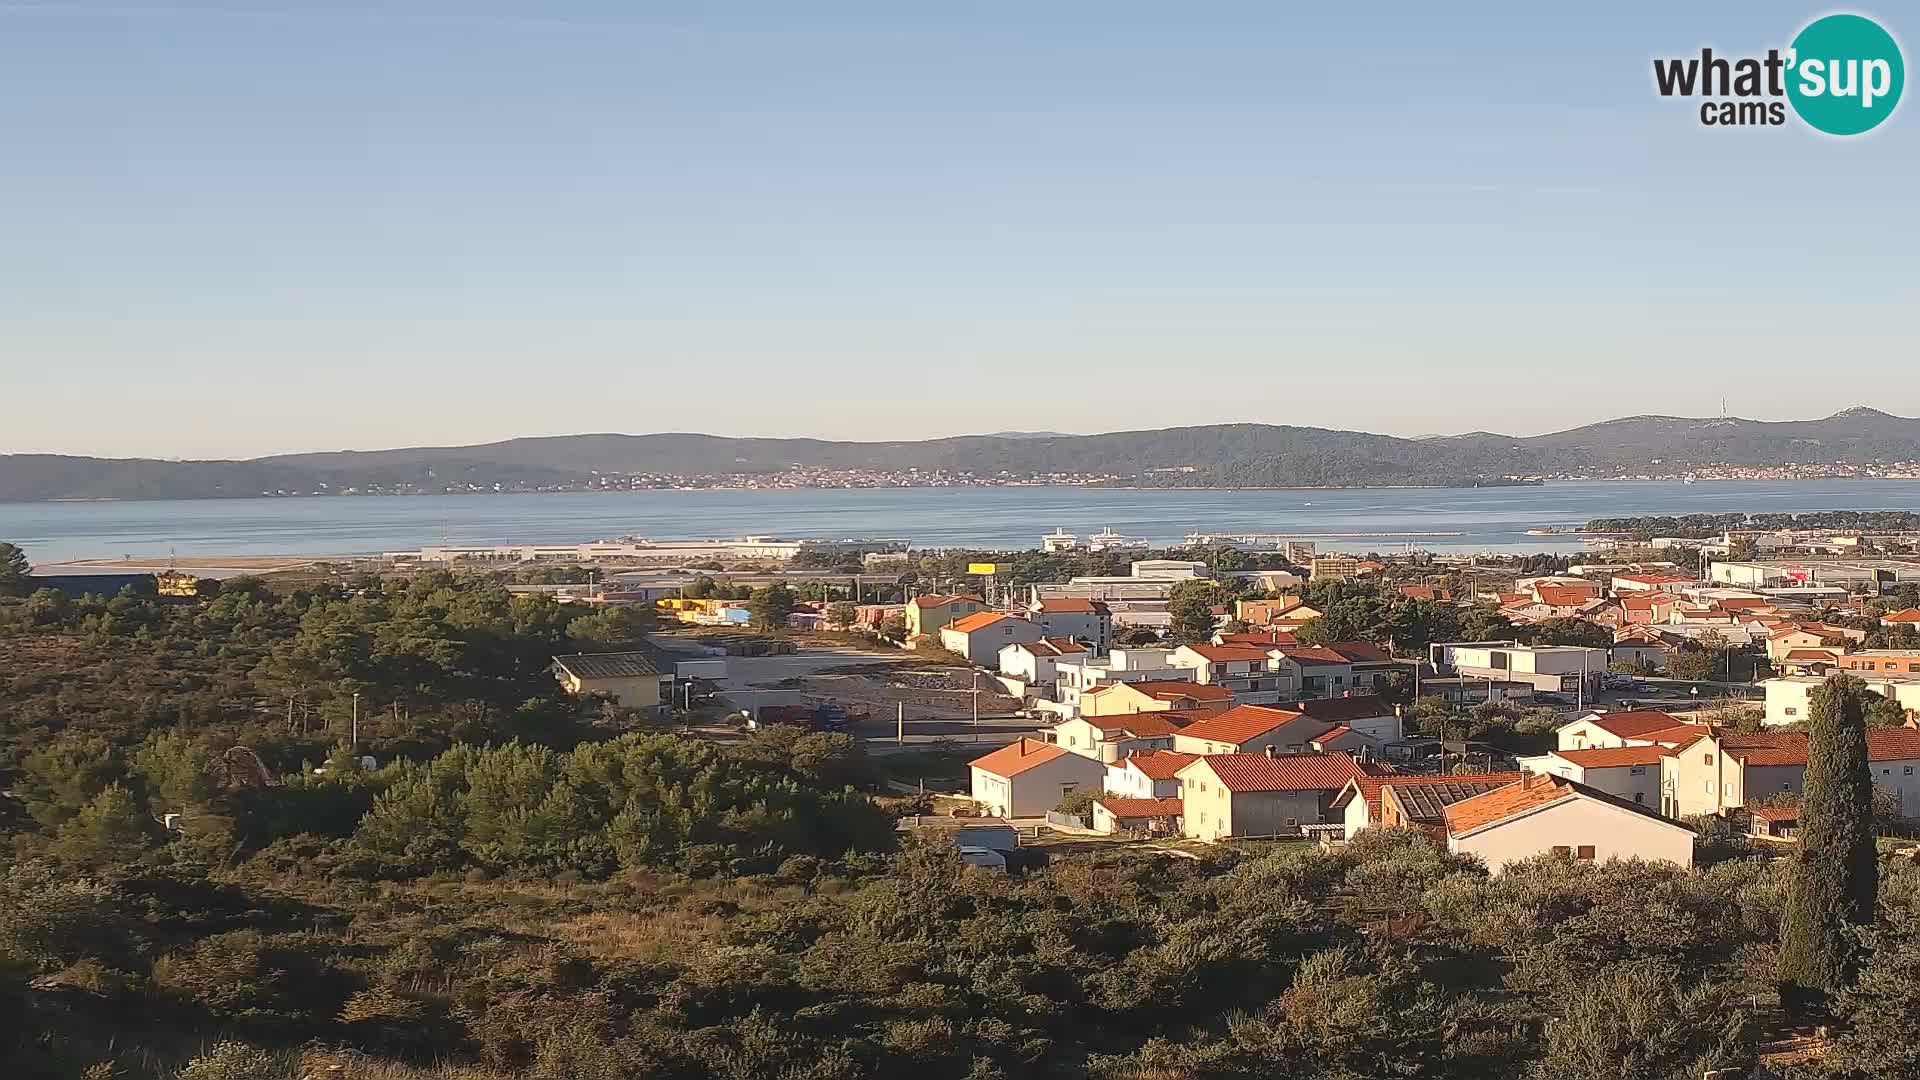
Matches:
[[967, 562, 998, 575]]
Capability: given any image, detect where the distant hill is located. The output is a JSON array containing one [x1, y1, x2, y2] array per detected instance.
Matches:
[[4, 408, 1918, 502]]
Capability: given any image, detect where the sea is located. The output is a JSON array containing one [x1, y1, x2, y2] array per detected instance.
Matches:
[[5, 479, 1920, 565], [3, 476, 1920, 564]]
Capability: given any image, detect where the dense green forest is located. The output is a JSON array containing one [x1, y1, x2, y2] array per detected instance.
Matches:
[[5, 564, 1920, 1079]]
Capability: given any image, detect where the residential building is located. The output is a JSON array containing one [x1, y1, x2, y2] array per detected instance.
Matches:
[[1052, 711, 1197, 762], [1838, 649, 1920, 677], [1443, 773, 1695, 872], [1332, 773, 1527, 839], [969, 738, 1106, 819], [904, 593, 988, 640], [1080, 680, 1233, 717], [1763, 675, 1920, 726], [1660, 727, 1920, 817], [1028, 598, 1114, 653], [1053, 648, 1189, 711], [1177, 752, 1379, 841], [998, 638, 1089, 686], [1272, 645, 1359, 698], [1170, 704, 1381, 757], [1103, 749, 1197, 799], [1169, 643, 1300, 702], [1612, 573, 1696, 595], [1883, 608, 1920, 628], [1429, 641, 1607, 697], [551, 652, 671, 714], [1309, 556, 1364, 581], [1267, 694, 1405, 744], [1092, 796, 1184, 835], [939, 611, 1045, 667], [1554, 710, 1692, 751], [1517, 746, 1668, 807]]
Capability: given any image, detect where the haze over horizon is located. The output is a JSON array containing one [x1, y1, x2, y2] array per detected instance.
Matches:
[[4, 1, 1914, 459]]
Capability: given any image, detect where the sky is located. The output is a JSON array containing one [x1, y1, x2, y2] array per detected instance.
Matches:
[[2, 1, 1915, 459]]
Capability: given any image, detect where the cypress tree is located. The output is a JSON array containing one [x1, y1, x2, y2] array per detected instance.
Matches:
[[1778, 674, 1879, 1006]]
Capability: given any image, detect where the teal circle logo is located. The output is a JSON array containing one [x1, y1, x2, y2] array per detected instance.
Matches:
[[1786, 14, 1904, 135]]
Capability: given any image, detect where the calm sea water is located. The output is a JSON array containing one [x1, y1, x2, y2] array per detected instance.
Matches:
[[5, 480, 1920, 564]]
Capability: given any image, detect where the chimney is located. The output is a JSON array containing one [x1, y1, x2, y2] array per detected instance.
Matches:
[[1265, 744, 1277, 758]]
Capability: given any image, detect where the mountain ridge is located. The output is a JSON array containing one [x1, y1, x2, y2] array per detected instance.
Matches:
[[4, 408, 1917, 502]]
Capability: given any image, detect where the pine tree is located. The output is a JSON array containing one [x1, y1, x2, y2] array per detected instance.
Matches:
[[1779, 674, 1879, 1006]]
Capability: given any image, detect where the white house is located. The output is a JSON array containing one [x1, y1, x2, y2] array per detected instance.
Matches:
[[1053, 648, 1188, 712], [1554, 710, 1692, 751], [1764, 674, 1920, 727], [1028, 598, 1114, 654], [940, 612, 1046, 668], [1052, 712, 1191, 762], [998, 637, 1089, 687], [1331, 773, 1527, 840], [1517, 746, 1668, 808], [968, 738, 1106, 819], [1104, 749, 1197, 799], [1442, 773, 1696, 872]]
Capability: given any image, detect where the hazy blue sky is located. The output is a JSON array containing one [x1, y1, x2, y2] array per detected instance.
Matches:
[[2, 1, 1913, 458]]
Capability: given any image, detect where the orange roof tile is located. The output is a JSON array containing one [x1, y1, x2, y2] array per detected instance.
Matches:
[[1186, 752, 1380, 793], [1551, 745, 1672, 768], [1275, 646, 1354, 666], [1081, 713, 1190, 738], [1010, 637, 1088, 658], [1096, 796, 1184, 819], [1132, 680, 1232, 702], [1885, 608, 1920, 623], [1181, 643, 1275, 663], [1111, 749, 1198, 780], [1035, 598, 1106, 614], [945, 610, 1014, 634], [1172, 705, 1303, 745], [1327, 641, 1394, 663], [1584, 710, 1686, 739], [968, 738, 1072, 778]]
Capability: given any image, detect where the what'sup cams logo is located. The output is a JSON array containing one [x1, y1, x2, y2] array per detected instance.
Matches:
[[1654, 13, 1904, 134]]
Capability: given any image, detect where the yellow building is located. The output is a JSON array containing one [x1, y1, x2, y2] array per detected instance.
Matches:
[[156, 571, 202, 598], [904, 593, 987, 640], [552, 652, 671, 715]]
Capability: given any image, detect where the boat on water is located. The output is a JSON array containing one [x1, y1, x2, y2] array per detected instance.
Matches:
[[1086, 527, 1151, 552], [1041, 528, 1079, 552]]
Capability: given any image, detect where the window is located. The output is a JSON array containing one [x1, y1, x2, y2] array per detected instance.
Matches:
[[1634, 792, 1646, 804], [1284, 817, 1298, 827], [1577, 845, 1596, 861], [1630, 766, 1646, 775], [1552, 845, 1572, 856], [1703, 753, 1714, 765], [1785, 707, 1799, 717], [1705, 781, 1714, 793], [1906, 766, 1914, 776]]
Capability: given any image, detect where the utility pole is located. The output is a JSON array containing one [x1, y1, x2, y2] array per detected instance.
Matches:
[[898, 702, 905, 745], [351, 692, 360, 751], [971, 669, 980, 742]]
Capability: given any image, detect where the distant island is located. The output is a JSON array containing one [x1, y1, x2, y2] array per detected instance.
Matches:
[[4, 407, 1920, 502]]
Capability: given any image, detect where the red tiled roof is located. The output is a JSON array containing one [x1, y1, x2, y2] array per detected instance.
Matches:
[[1081, 713, 1189, 738], [1637, 723, 1712, 746], [1444, 772, 1688, 838], [1333, 771, 1526, 815], [1535, 585, 1598, 607], [1186, 752, 1379, 793], [1313, 725, 1355, 743], [946, 611, 1014, 634], [1096, 796, 1184, 819], [1620, 594, 1659, 610], [1010, 637, 1089, 658], [1036, 598, 1106, 614], [1327, 641, 1393, 663], [1181, 643, 1275, 663], [1884, 608, 1920, 624], [1673, 729, 1920, 768], [1585, 710, 1686, 739], [969, 738, 1072, 778], [1783, 648, 1842, 662], [1132, 680, 1232, 702], [1552, 745, 1672, 768], [1749, 805, 1799, 822], [1276, 646, 1355, 666], [1172, 705, 1303, 745], [1111, 749, 1198, 779]]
